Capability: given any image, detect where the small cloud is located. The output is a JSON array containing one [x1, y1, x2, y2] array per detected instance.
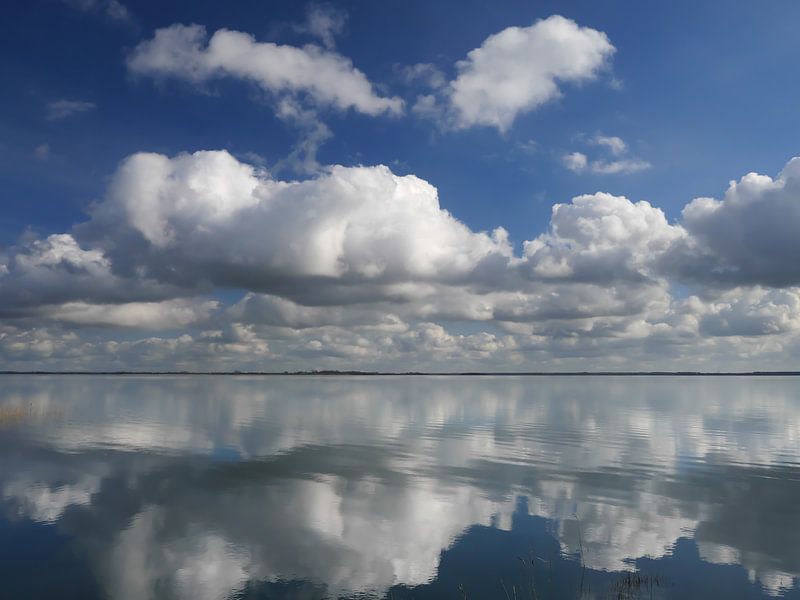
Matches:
[[399, 63, 447, 90], [45, 99, 96, 121], [563, 135, 650, 175], [238, 151, 268, 167], [608, 77, 624, 91], [516, 139, 539, 154], [62, 0, 133, 24], [562, 151, 588, 172], [295, 3, 347, 50], [105, 0, 131, 22], [590, 158, 651, 175], [593, 135, 626, 156], [272, 98, 332, 175], [411, 94, 442, 120], [34, 144, 51, 160]]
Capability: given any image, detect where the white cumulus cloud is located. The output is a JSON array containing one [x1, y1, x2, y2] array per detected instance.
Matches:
[[445, 15, 615, 131], [667, 157, 800, 287], [127, 24, 403, 117]]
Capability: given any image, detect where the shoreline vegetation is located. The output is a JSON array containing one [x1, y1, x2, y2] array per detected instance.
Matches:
[[1, 370, 799, 376]]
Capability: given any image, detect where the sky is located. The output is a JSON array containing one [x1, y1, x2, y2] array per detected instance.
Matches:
[[2, 0, 800, 372]]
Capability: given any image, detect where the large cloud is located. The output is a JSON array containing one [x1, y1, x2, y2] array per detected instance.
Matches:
[[127, 24, 402, 116], [82, 150, 512, 297]]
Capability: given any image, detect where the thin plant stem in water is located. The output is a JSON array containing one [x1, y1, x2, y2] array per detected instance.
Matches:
[[501, 578, 512, 600], [573, 512, 587, 598], [518, 554, 539, 600]]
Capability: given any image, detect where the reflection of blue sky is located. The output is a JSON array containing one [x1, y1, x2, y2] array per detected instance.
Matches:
[[1, 375, 799, 598]]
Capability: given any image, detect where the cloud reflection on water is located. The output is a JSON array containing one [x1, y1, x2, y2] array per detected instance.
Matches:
[[1, 375, 799, 598]]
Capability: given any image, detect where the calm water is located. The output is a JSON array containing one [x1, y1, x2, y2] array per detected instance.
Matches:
[[1, 375, 799, 599]]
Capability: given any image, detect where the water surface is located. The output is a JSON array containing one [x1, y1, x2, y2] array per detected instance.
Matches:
[[1, 375, 799, 599]]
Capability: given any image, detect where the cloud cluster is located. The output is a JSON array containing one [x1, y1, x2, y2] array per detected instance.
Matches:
[[127, 16, 614, 135], [3, 147, 800, 369], [123, 14, 619, 182], [127, 24, 403, 117]]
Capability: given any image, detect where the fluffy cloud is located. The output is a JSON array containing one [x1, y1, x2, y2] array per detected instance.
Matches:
[[667, 158, 800, 287], [521, 192, 682, 283], [688, 287, 800, 337], [442, 16, 614, 131], [83, 150, 511, 295], [0, 233, 180, 318], [562, 151, 588, 172], [127, 24, 402, 116]]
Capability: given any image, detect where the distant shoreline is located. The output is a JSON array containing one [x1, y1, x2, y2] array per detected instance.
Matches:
[[2, 371, 800, 377]]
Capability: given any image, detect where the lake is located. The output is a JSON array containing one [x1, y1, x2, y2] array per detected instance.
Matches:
[[0, 375, 798, 599]]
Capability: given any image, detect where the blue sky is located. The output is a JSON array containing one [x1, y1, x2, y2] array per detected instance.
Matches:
[[2, 0, 800, 371]]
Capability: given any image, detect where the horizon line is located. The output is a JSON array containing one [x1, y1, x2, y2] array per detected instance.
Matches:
[[2, 370, 800, 377]]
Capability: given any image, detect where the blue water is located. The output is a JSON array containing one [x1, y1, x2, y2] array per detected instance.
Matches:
[[0, 375, 798, 599]]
